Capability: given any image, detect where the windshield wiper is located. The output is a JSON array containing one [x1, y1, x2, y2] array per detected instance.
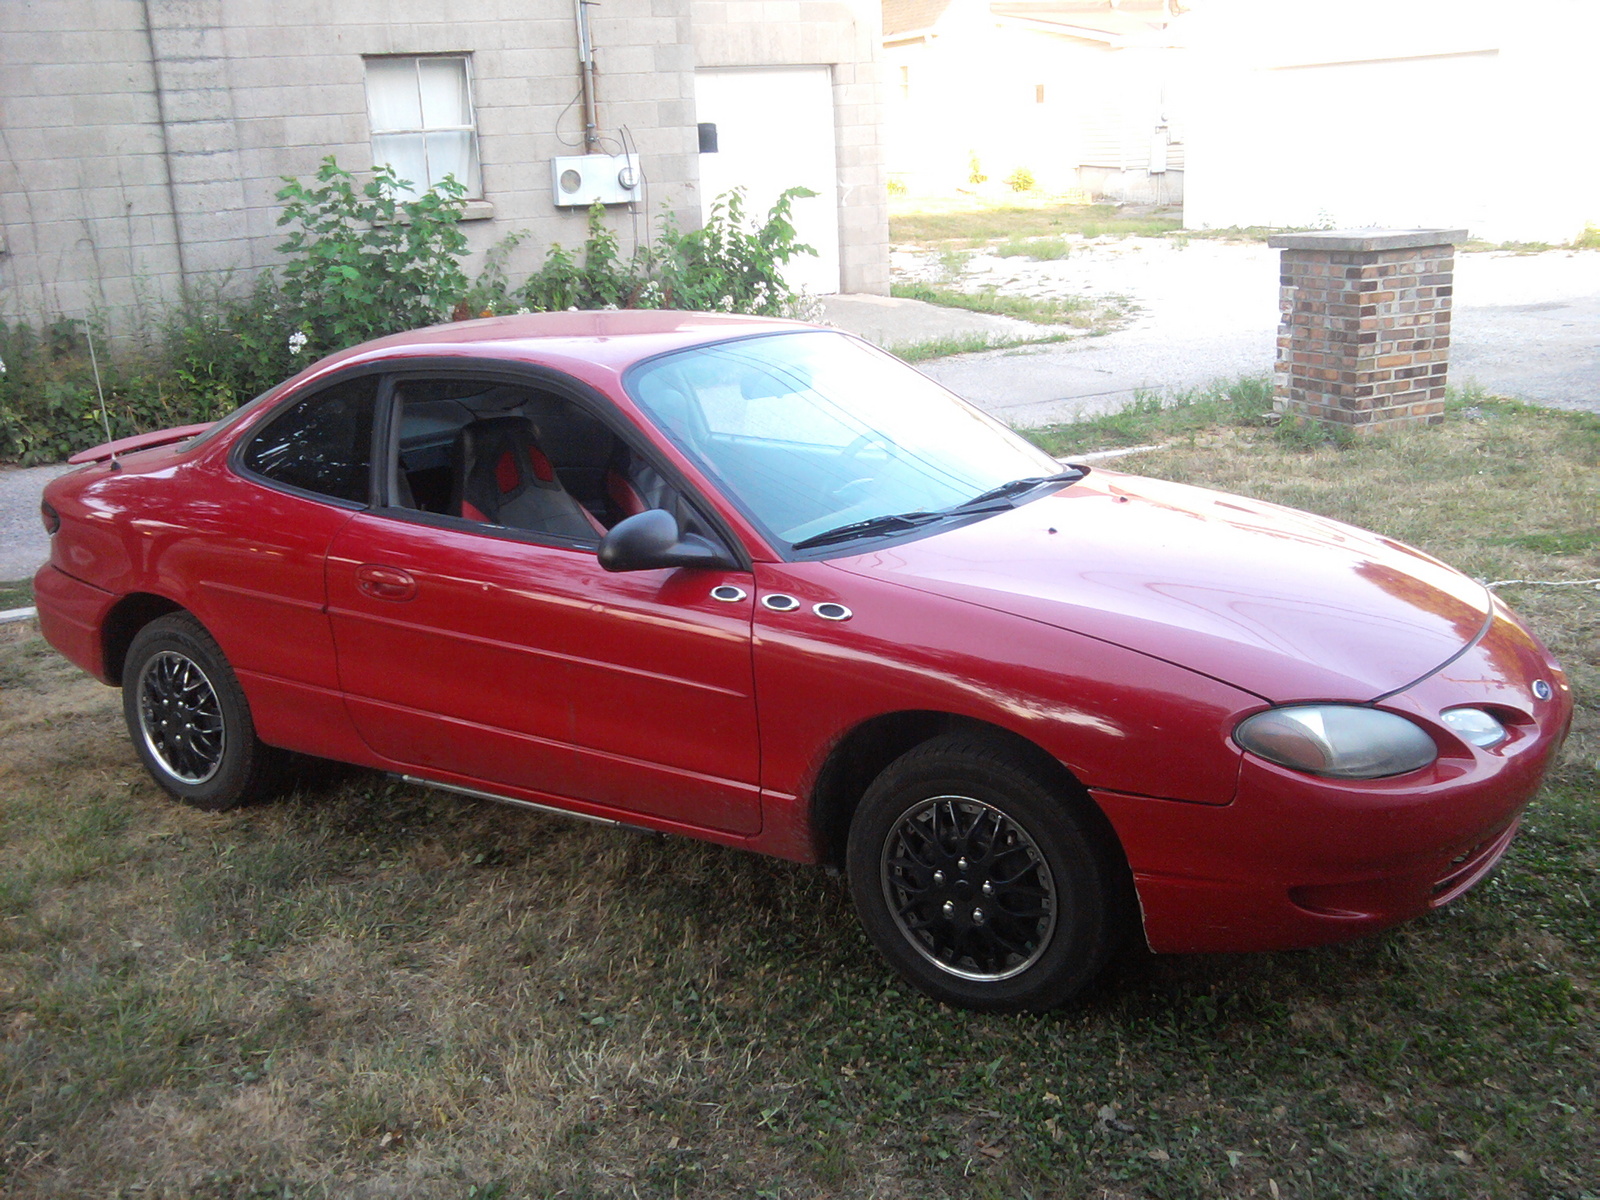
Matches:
[[790, 470, 1085, 552], [948, 468, 1084, 514], [790, 510, 945, 551]]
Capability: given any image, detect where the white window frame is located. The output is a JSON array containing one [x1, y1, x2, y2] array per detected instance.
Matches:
[[364, 54, 483, 199]]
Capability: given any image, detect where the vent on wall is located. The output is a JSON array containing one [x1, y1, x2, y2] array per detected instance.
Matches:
[[551, 154, 641, 206]]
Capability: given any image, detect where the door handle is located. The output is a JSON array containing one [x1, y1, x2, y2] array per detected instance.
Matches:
[[355, 564, 417, 602]]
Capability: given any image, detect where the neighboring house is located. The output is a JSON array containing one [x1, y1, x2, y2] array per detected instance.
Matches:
[[882, 0, 1183, 202], [1175, 0, 1600, 243], [0, 0, 888, 329]]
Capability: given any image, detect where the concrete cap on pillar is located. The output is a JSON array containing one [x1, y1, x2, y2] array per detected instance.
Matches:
[[1267, 229, 1470, 252]]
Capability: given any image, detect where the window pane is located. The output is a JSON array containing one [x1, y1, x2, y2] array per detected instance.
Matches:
[[425, 130, 479, 193], [417, 57, 471, 128], [372, 132, 427, 198], [243, 375, 378, 504], [366, 58, 421, 131]]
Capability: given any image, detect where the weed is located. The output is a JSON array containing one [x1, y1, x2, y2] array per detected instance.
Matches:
[[891, 332, 1075, 363], [993, 237, 1072, 261], [891, 282, 1132, 331]]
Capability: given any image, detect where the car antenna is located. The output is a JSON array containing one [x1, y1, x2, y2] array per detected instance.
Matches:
[[86, 323, 119, 470]]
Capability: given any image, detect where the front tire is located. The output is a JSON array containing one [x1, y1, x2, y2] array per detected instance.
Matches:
[[846, 734, 1121, 1013], [122, 613, 274, 811]]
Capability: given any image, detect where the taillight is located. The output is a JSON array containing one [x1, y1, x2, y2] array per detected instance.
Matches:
[[41, 501, 60, 535]]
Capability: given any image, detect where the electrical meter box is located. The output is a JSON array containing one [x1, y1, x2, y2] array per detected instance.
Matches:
[[550, 154, 641, 206]]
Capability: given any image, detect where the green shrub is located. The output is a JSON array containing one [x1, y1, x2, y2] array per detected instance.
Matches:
[[652, 186, 815, 315], [275, 156, 469, 354], [515, 187, 816, 317], [1004, 167, 1036, 193]]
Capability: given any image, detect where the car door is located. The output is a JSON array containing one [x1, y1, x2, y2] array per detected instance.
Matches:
[[324, 371, 763, 835]]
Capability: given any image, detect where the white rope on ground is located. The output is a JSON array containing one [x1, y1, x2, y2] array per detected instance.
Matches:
[[1483, 578, 1600, 590]]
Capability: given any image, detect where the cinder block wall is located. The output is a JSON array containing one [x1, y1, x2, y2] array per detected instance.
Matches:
[[0, 0, 887, 330], [1269, 230, 1466, 433]]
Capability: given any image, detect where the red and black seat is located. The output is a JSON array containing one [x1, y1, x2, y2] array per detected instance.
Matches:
[[449, 416, 603, 540]]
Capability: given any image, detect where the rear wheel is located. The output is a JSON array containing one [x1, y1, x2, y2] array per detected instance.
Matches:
[[846, 734, 1120, 1012], [122, 614, 274, 810]]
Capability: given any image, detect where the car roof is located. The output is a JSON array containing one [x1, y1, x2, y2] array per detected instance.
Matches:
[[318, 310, 819, 378]]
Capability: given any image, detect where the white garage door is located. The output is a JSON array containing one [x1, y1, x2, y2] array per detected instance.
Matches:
[[694, 66, 841, 296]]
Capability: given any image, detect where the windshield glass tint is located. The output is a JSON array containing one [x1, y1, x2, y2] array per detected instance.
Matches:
[[625, 332, 1062, 548]]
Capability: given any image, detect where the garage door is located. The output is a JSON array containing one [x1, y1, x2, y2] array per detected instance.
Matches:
[[694, 66, 841, 296]]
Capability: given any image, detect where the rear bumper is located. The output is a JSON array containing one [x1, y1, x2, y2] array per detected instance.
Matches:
[[32, 564, 116, 683]]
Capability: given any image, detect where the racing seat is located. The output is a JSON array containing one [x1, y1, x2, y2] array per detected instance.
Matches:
[[450, 416, 604, 540], [604, 440, 707, 537]]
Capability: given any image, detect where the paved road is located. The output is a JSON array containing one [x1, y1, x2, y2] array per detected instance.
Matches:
[[5, 245, 1595, 583]]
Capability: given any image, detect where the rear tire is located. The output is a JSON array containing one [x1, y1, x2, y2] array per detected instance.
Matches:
[[122, 613, 274, 811], [846, 733, 1120, 1013]]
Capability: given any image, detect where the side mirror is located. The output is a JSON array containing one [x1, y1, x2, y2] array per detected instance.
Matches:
[[598, 509, 737, 573]]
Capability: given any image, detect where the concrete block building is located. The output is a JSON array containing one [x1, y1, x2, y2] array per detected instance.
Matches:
[[0, 0, 889, 329]]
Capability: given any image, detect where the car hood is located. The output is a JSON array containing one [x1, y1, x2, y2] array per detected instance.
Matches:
[[828, 471, 1491, 703]]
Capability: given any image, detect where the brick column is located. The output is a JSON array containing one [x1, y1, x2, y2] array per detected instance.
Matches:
[[1268, 229, 1467, 433]]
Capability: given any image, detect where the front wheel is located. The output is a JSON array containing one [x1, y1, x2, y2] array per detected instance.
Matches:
[[122, 613, 274, 811], [846, 734, 1122, 1012]]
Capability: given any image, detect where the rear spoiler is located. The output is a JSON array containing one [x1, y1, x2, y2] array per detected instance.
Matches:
[[67, 422, 215, 465]]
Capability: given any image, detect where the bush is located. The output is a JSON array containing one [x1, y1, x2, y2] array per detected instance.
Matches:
[[1005, 167, 1037, 193], [275, 157, 470, 354], [512, 187, 816, 317]]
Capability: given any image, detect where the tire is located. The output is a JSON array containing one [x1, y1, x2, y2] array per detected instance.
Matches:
[[846, 733, 1121, 1013], [122, 613, 275, 811]]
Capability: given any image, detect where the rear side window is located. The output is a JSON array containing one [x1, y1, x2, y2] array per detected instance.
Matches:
[[241, 375, 378, 503]]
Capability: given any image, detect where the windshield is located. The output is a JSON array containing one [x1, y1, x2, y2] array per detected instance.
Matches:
[[624, 331, 1065, 551]]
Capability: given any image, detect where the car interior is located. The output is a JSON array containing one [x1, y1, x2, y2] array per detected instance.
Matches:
[[388, 379, 708, 544]]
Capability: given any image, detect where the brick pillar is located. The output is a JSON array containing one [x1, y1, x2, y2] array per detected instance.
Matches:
[[1268, 230, 1467, 433]]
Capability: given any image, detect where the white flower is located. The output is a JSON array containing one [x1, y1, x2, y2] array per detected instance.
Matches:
[[287, 330, 308, 356], [0, 355, 6, 376]]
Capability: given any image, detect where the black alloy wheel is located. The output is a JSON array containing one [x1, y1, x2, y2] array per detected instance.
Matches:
[[136, 649, 226, 785], [122, 613, 274, 810], [847, 733, 1123, 1012], [880, 794, 1058, 982]]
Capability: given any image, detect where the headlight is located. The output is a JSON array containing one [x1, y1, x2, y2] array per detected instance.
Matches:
[[1440, 707, 1508, 749], [1234, 705, 1437, 779]]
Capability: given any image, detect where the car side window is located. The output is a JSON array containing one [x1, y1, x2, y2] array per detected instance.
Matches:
[[386, 378, 712, 545], [240, 374, 378, 504]]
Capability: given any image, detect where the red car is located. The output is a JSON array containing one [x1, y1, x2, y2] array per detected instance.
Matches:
[[34, 312, 1573, 1011]]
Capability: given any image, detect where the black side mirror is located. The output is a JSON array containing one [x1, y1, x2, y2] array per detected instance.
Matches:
[[598, 509, 737, 573]]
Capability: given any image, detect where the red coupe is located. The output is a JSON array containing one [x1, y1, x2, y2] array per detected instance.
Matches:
[[34, 312, 1573, 1011]]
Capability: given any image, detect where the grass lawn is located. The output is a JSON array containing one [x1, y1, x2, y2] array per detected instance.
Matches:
[[890, 196, 1184, 247], [0, 579, 33, 610], [1, 396, 1596, 1198]]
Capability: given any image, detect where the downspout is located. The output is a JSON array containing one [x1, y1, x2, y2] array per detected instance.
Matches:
[[575, 0, 601, 153], [138, 0, 192, 291]]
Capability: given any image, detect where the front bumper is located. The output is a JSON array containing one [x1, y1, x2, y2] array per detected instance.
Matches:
[[1098, 600, 1574, 955]]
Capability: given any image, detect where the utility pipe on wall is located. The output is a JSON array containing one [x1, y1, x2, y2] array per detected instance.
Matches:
[[575, 0, 601, 153]]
